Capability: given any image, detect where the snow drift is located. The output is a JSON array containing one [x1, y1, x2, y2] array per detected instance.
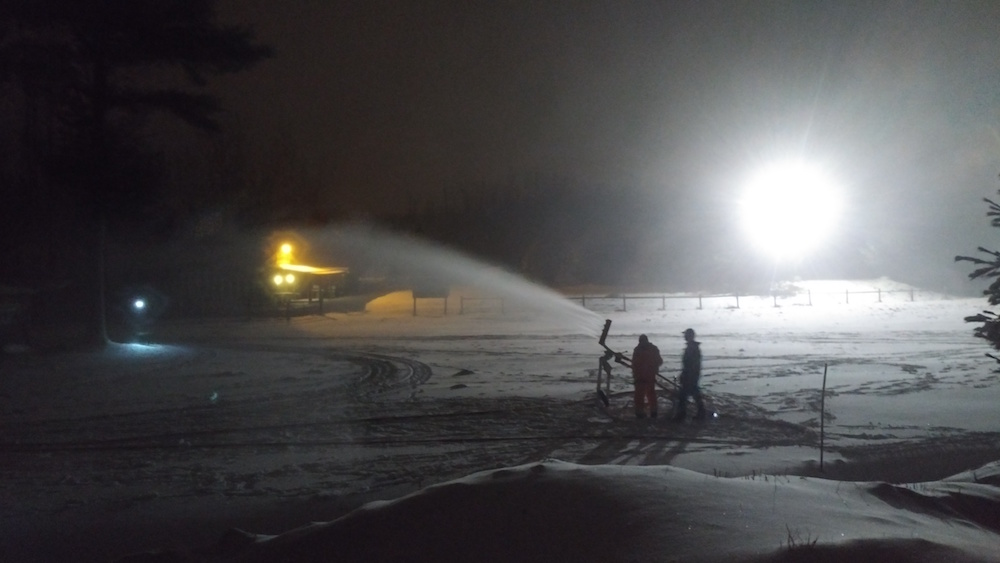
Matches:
[[128, 459, 1000, 563]]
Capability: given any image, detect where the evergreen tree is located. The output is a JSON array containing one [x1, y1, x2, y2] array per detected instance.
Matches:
[[0, 0, 271, 345], [955, 189, 1000, 362]]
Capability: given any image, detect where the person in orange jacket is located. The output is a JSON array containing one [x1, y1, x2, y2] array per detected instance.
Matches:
[[631, 334, 663, 418]]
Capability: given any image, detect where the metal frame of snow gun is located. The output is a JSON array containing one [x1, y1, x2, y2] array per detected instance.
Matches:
[[596, 320, 625, 406], [596, 319, 678, 407]]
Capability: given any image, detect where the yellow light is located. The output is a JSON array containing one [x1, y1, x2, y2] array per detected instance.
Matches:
[[277, 264, 349, 275], [276, 243, 294, 268], [273, 274, 284, 286], [284, 273, 295, 284]]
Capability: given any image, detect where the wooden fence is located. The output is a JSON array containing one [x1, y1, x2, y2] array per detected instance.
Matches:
[[410, 287, 919, 316], [568, 288, 917, 312]]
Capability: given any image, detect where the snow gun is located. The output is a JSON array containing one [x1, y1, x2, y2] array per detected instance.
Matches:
[[596, 319, 624, 406], [596, 319, 678, 407]]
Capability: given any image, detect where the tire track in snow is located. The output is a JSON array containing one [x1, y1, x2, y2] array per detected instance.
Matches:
[[0, 347, 433, 450]]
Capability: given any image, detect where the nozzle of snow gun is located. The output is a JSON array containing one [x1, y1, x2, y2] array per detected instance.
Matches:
[[599, 319, 611, 348]]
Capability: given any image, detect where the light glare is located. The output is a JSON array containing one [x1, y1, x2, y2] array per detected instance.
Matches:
[[740, 161, 841, 260]]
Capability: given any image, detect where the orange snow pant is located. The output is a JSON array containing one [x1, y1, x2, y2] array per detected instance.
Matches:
[[633, 374, 657, 417]]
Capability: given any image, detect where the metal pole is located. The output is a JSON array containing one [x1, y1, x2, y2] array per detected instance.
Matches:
[[820, 363, 828, 472]]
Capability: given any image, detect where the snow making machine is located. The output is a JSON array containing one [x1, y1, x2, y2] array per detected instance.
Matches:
[[595, 319, 679, 407]]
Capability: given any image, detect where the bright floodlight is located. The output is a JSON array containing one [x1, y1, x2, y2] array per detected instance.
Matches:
[[740, 160, 842, 260], [132, 298, 146, 311]]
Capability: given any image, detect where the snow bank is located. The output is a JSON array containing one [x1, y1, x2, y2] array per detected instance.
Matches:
[[177, 460, 1000, 563]]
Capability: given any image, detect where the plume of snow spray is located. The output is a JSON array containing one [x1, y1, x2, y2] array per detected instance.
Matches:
[[306, 223, 602, 336]]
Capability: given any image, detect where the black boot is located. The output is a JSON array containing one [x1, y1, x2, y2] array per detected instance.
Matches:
[[693, 399, 707, 420]]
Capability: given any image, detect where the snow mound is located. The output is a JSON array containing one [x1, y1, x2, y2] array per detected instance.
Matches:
[[137, 459, 1000, 563], [944, 460, 1000, 487]]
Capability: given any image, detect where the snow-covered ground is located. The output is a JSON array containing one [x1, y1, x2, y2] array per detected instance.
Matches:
[[2, 279, 999, 562]]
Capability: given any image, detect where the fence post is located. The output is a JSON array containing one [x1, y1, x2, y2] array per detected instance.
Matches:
[[698, 294, 703, 310], [443, 296, 448, 316], [910, 289, 914, 301], [773, 293, 778, 307], [459, 296, 465, 315], [808, 290, 812, 306], [622, 295, 627, 312], [735, 293, 740, 309], [820, 363, 828, 472], [661, 295, 666, 310], [413, 295, 417, 317], [582, 295, 586, 308], [845, 289, 849, 305]]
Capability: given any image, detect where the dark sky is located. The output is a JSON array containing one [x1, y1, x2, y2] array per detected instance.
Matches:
[[210, 0, 1000, 290]]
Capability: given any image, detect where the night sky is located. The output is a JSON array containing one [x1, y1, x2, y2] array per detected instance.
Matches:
[[209, 1, 1000, 290]]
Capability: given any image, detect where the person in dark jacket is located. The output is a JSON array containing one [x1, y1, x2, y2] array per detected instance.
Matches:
[[673, 328, 706, 421], [631, 334, 663, 418]]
